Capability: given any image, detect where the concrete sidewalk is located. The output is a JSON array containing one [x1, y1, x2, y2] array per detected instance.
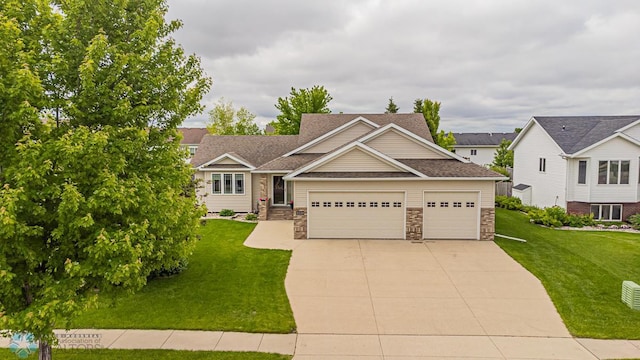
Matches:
[[3, 330, 640, 359]]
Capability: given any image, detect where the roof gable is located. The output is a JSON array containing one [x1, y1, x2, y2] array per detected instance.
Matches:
[[284, 116, 378, 156], [197, 153, 254, 170], [527, 116, 640, 154]]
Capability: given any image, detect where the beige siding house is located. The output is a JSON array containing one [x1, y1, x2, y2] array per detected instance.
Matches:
[[191, 114, 505, 240]]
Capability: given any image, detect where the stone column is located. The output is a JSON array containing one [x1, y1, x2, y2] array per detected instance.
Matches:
[[293, 207, 307, 239], [258, 174, 269, 221], [405, 208, 423, 241], [480, 208, 495, 241]]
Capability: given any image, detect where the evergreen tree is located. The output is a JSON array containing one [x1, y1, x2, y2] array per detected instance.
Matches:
[[385, 97, 399, 113]]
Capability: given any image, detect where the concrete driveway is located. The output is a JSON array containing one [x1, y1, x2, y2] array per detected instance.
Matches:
[[285, 239, 570, 337]]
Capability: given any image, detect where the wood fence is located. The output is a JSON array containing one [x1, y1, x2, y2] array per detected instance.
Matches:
[[495, 181, 513, 197]]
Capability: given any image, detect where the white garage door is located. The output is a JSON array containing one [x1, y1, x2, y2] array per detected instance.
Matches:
[[424, 192, 479, 240], [308, 192, 405, 239]]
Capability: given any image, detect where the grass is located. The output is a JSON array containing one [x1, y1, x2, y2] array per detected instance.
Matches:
[[494, 208, 640, 339], [0, 348, 291, 360], [73, 220, 296, 333]]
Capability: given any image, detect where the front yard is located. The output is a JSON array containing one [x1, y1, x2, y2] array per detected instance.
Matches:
[[0, 349, 291, 360], [495, 208, 640, 339], [73, 220, 296, 333]]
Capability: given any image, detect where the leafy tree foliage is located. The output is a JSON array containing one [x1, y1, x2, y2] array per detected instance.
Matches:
[[385, 97, 399, 113], [0, 1, 211, 358], [270, 85, 332, 134], [493, 138, 514, 168], [413, 98, 456, 151], [206, 99, 261, 135]]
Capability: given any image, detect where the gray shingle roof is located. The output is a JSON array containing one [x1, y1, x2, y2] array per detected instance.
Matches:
[[178, 128, 208, 145], [533, 116, 640, 154], [256, 154, 323, 171], [296, 172, 418, 178], [453, 132, 517, 146], [191, 135, 299, 167], [397, 159, 504, 178], [298, 113, 433, 145]]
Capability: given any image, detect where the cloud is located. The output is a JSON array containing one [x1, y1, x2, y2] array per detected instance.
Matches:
[[167, 0, 640, 132]]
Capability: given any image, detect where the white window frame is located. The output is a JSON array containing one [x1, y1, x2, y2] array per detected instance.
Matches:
[[577, 160, 587, 185], [470, 149, 477, 156], [590, 204, 623, 221], [212, 173, 245, 195], [598, 160, 630, 185]]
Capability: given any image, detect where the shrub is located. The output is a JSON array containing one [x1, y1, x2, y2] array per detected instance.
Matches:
[[245, 213, 258, 221], [567, 213, 595, 227], [527, 206, 595, 228], [495, 195, 523, 211], [219, 209, 235, 216], [628, 213, 640, 229], [148, 258, 189, 279]]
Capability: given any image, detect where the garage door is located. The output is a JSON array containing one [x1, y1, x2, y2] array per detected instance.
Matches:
[[308, 192, 405, 239], [424, 192, 479, 239]]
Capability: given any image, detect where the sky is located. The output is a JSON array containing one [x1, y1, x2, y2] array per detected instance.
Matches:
[[166, 0, 640, 133]]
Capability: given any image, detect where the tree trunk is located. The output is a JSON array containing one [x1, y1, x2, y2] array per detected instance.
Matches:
[[39, 341, 52, 360]]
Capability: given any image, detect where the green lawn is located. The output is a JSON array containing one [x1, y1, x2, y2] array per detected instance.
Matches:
[[0, 348, 291, 360], [73, 220, 296, 333], [495, 208, 640, 339]]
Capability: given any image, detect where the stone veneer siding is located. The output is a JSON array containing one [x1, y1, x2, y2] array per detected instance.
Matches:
[[480, 208, 495, 241], [258, 174, 269, 221], [405, 208, 423, 240], [293, 207, 307, 239], [567, 201, 640, 221]]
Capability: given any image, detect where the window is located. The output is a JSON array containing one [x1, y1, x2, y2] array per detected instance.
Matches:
[[590, 204, 622, 221], [212, 174, 221, 194], [335, 202, 343, 207], [311, 201, 320, 207], [381, 202, 390, 207], [578, 160, 587, 184], [466, 202, 475, 208], [453, 202, 462, 208], [440, 202, 449, 207], [346, 202, 355, 207], [539, 158, 546, 172], [470, 149, 477, 156], [323, 202, 331, 207], [598, 160, 630, 184], [223, 174, 233, 194], [235, 174, 244, 194], [358, 202, 366, 207], [370, 202, 378, 207], [426, 201, 436, 207], [188, 145, 198, 156], [393, 202, 402, 207]]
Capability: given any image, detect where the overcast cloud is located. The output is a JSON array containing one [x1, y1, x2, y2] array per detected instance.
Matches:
[[166, 0, 640, 132]]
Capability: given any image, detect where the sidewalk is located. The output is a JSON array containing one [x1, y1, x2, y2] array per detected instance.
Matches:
[[3, 329, 640, 359]]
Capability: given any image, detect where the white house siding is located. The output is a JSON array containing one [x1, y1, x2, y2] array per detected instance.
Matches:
[[294, 180, 495, 208], [454, 146, 497, 166], [581, 137, 640, 203], [512, 122, 567, 208], [312, 148, 402, 172], [365, 130, 448, 159], [194, 170, 253, 213], [566, 158, 590, 202], [622, 123, 640, 141], [301, 122, 375, 153]]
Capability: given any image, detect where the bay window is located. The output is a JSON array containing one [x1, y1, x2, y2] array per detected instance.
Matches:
[[598, 160, 630, 184], [212, 173, 245, 194]]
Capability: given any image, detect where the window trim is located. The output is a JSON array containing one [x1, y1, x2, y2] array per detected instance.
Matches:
[[598, 160, 630, 185], [577, 160, 587, 185], [590, 204, 623, 221], [539, 157, 546, 173], [211, 172, 246, 195]]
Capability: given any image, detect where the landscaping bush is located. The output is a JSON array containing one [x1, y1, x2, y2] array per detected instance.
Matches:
[[148, 258, 189, 279], [527, 206, 595, 228], [245, 213, 258, 221], [629, 213, 640, 229], [219, 209, 235, 216], [567, 213, 596, 227], [495, 195, 523, 210]]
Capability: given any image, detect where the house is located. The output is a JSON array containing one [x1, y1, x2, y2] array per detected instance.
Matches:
[[509, 115, 640, 221], [178, 128, 209, 157], [191, 114, 505, 240], [453, 132, 517, 166]]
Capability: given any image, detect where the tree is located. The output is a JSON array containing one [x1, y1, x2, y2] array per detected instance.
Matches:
[[385, 97, 399, 113], [414, 98, 456, 151], [270, 85, 332, 134], [206, 99, 261, 135], [0, 1, 211, 359], [493, 138, 514, 168]]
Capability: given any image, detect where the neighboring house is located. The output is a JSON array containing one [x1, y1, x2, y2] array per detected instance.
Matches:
[[453, 132, 517, 166], [191, 114, 505, 240], [510, 115, 640, 221], [178, 128, 208, 158]]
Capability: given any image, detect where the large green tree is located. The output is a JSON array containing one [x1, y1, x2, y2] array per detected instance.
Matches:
[[385, 97, 399, 113], [270, 85, 332, 134], [207, 99, 261, 135], [0, 1, 211, 359], [413, 98, 456, 151]]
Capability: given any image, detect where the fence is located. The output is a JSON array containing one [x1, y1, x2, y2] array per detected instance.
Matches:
[[495, 181, 513, 197]]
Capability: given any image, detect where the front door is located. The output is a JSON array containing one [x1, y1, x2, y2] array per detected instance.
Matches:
[[272, 176, 285, 205]]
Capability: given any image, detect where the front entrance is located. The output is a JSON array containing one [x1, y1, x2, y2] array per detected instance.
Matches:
[[272, 175, 286, 205]]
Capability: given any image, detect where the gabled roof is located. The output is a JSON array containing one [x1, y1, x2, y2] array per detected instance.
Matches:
[[397, 159, 506, 178], [515, 116, 640, 154], [197, 152, 255, 170], [297, 113, 432, 145], [191, 135, 299, 167], [178, 128, 208, 145], [453, 132, 517, 146]]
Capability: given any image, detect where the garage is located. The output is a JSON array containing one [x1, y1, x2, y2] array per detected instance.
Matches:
[[308, 191, 405, 239], [424, 191, 479, 239]]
